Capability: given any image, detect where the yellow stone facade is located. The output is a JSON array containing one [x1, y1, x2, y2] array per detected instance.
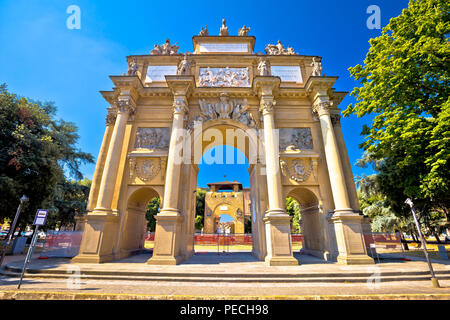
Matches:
[[73, 27, 373, 266], [203, 181, 246, 234]]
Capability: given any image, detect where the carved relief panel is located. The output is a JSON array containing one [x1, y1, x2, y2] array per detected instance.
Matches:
[[279, 128, 313, 152], [198, 67, 250, 87], [134, 128, 170, 150]]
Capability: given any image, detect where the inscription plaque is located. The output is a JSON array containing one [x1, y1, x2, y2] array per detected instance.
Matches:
[[199, 43, 248, 53], [145, 65, 177, 83], [271, 65, 303, 83]]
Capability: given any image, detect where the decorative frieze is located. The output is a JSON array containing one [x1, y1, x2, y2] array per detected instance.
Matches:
[[134, 128, 170, 150], [187, 94, 257, 130], [279, 128, 313, 151], [198, 67, 250, 87]]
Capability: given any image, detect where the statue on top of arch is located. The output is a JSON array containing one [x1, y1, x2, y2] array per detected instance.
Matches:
[[265, 40, 297, 55], [150, 38, 181, 55]]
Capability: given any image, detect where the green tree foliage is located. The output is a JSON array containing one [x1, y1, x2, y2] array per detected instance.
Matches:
[[145, 189, 207, 232], [0, 84, 93, 229], [286, 197, 301, 233], [46, 178, 91, 230], [146, 196, 160, 232], [195, 188, 206, 230], [344, 0, 450, 226], [356, 157, 446, 240]]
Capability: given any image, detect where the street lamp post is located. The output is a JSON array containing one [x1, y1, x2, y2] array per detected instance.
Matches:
[[405, 198, 440, 288], [0, 195, 29, 268]]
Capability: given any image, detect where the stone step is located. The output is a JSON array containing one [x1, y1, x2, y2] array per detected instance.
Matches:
[[2, 267, 450, 283]]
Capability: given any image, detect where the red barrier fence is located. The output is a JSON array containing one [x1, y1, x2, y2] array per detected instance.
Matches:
[[41, 231, 83, 257], [145, 233, 304, 245]]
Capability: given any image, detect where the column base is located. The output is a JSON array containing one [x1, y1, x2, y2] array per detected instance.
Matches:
[[72, 211, 119, 264], [146, 255, 184, 265], [264, 212, 298, 266], [337, 255, 374, 265], [330, 210, 374, 265], [265, 256, 299, 266], [71, 253, 114, 264], [146, 210, 184, 265]]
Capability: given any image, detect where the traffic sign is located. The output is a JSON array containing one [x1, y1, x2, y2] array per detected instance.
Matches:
[[33, 209, 48, 226]]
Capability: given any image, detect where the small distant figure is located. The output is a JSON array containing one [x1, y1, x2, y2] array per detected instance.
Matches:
[[311, 57, 323, 76], [199, 25, 209, 36], [238, 25, 250, 36], [127, 57, 139, 76], [219, 18, 229, 36], [257, 57, 270, 76], [177, 54, 191, 75]]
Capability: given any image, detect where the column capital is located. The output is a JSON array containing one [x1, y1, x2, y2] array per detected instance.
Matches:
[[105, 107, 117, 126], [172, 95, 188, 115], [312, 97, 331, 118], [330, 113, 341, 126], [116, 95, 136, 114], [259, 96, 276, 115]]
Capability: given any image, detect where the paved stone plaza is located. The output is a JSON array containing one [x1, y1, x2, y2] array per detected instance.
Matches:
[[1, 252, 450, 299]]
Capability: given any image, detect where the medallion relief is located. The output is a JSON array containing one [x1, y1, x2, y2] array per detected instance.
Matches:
[[280, 158, 313, 182], [129, 157, 161, 183]]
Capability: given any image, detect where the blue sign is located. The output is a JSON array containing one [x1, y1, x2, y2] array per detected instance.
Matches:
[[33, 209, 48, 226]]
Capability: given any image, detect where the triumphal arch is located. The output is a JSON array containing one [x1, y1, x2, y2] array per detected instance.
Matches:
[[73, 21, 374, 266]]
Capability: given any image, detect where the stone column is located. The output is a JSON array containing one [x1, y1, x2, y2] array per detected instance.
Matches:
[[312, 95, 373, 264], [254, 76, 298, 266], [331, 114, 360, 211], [95, 97, 135, 213], [148, 76, 193, 265], [86, 107, 116, 212], [72, 94, 135, 263]]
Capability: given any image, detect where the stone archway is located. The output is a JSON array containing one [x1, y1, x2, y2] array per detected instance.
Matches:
[[287, 187, 329, 260], [73, 31, 373, 266], [119, 187, 160, 257]]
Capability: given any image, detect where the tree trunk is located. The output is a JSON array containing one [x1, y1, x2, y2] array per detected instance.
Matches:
[[433, 232, 441, 244]]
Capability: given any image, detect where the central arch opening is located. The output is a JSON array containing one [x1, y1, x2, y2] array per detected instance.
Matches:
[[195, 144, 252, 254]]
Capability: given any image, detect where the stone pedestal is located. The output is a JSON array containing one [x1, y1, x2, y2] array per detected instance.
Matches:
[[330, 211, 374, 265], [264, 213, 298, 266], [147, 212, 184, 265], [72, 214, 120, 263]]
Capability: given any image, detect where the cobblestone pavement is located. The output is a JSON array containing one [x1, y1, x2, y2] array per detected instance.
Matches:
[[1, 252, 449, 299]]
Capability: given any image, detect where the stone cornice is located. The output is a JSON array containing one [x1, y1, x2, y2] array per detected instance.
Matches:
[[305, 76, 338, 98], [165, 75, 195, 97], [252, 76, 281, 97], [109, 75, 144, 90]]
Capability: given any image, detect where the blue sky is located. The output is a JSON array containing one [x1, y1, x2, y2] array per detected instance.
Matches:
[[0, 0, 410, 188]]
